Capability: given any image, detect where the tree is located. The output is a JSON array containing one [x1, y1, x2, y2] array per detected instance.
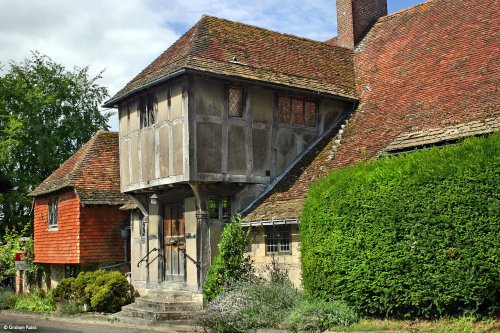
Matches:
[[203, 214, 253, 301], [0, 51, 110, 235]]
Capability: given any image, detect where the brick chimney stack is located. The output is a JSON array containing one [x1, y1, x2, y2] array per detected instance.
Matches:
[[337, 0, 387, 48]]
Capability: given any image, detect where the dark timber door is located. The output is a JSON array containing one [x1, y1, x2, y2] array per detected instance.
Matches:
[[163, 203, 185, 282]]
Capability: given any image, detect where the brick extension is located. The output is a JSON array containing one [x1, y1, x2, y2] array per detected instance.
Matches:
[[30, 131, 131, 265]]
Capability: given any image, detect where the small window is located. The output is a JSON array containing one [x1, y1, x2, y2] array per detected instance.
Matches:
[[126, 105, 131, 131], [305, 101, 317, 127], [65, 265, 80, 278], [208, 197, 231, 219], [139, 93, 158, 128], [139, 212, 146, 238], [278, 95, 317, 128], [266, 225, 291, 254], [48, 198, 58, 228], [228, 87, 244, 118], [278, 96, 291, 124]]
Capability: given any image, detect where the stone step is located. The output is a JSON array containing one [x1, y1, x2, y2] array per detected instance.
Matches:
[[111, 311, 202, 331], [121, 303, 195, 322], [146, 289, 202, 302], [135, 297, 203, 312]]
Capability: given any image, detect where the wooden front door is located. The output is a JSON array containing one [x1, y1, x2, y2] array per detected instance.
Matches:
[[163, 203, 185, 282]]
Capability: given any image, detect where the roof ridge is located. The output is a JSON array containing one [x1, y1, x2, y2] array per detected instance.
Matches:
[[200, 14, 345, 47], [68, 131, 101, 186], [379, 0, 438, 23]]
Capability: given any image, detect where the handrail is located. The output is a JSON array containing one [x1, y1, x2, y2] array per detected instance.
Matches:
[[137, 247, 158, 267], [178, 247, 201, 269], [146, 254, 165, 268]]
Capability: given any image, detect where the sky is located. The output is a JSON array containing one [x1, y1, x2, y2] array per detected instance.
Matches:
[[0, 0, 425, 131]]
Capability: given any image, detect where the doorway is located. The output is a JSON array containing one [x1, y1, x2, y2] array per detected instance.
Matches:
[[162, 203, 186, 282]]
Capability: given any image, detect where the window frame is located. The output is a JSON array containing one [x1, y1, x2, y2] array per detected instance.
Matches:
[[48, 198, 58, 229], [265, 225, 291, 255], [208, 197, 231, 220], [278, 95, 318, 128], [227, 86, 245, 118], [139, 92, 158, 129]]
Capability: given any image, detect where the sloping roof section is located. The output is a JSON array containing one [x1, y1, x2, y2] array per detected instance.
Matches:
[[105, 15, 357, 106], [243, 0, 500, 222], [384, 117, 500, 153], [30, 131, 130, 206]]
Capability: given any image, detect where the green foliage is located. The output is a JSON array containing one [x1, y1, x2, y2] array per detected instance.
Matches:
[[51, 277, 75, 301], [0, 287, 17, 309], [301, 133, 500, 318], [58, 300, 83, 315], [14, 289, 55, 312], [203, 214, 253, 301], [285, 299, 359, 332], [0, 225, 38, 282], [53, 270, 130, 313], [0, 51, 110, 232], [198, 279, 303, 332], [87, 271, 129, 313]]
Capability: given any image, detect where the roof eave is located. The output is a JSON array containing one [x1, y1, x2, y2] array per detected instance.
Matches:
[[102, 68, 188, 108], [104, 67, 357, 109]]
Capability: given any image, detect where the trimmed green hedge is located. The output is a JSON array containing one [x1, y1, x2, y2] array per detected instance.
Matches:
[[301, 133, 500, 318]]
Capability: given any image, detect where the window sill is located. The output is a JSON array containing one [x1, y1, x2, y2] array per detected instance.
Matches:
[[265, 252, 292, 256], [47, 227, 58, 231]]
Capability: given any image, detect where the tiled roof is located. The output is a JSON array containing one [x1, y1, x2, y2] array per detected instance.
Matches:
[[384, 118, 500, 153], [30, 131, 130, 206], [243, 0, 500, 222], [104, 15, 357, 106]]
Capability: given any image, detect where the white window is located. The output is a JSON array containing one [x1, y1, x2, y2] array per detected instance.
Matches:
[[266, 225, 291, 254]]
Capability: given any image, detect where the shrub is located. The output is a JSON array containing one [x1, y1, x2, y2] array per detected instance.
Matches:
[[14, 289, 55, 312], [53, 270, 130, 313], [52, 277, 75, 301], [0, 287, 17, 309], [203, 214, 252, 301], [58, 300, 83, 315], [87, 271, 129, 313], [285, 299, 358, 332], [198, 279, 302, 332], [301, 133, 500, 318]]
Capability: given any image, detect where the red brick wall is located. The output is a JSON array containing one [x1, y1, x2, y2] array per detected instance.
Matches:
[[337, 0, 387, 48], [34, 190, 80, 264], [79, 205, 128, 264]]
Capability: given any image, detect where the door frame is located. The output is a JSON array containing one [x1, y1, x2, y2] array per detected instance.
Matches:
[[161, 202, 186, 283]]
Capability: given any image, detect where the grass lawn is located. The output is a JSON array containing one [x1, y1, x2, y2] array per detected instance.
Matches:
[[329, 317, 500, 332]]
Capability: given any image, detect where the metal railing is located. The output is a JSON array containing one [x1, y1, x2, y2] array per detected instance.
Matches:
[[137, 247, 158, 267], [178, 247, 201, 269]]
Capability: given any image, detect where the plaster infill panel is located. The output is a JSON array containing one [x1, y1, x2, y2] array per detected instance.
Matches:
[[140, 129, 156, 181], [120, 138, 130, 187], [158, 126, 170, 178], [196, 122, 222, 174], [194, 77, 224, 117], [172, 123, 185, 176], [184, 197, 198, 288], [171, 84, 184, 120], [228, 125, 246, 175], [130, 136, 139, 184], [251, 86, 273, 124]]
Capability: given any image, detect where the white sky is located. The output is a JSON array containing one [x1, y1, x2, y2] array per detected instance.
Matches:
[[0, 0, 425, 131]]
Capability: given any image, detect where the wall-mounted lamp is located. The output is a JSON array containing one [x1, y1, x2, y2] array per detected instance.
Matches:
[[150, 193, 158, 205]]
